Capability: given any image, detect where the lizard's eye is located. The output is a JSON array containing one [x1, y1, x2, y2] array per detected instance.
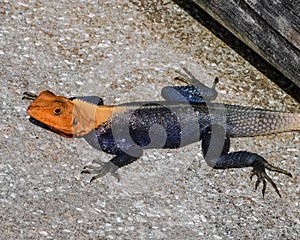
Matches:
[[54, 108, 62, 116], [72, 117, 77, 126]]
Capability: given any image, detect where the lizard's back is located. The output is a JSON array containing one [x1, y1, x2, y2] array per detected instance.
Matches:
[[89, 102, 300, 152]]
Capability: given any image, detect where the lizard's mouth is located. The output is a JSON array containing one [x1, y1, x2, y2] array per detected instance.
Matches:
[[29, 117, 74, 138]]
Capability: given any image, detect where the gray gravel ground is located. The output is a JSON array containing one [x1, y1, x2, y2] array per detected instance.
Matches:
[[1, 0, 299, 239]]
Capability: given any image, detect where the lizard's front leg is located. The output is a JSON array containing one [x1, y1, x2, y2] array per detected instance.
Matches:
[[81, 153, 139, 182], [201, 125, 292, 197]]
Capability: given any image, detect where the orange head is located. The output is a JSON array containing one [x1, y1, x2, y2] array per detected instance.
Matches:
[[26, 90, 117, 138], [27, 91, 75, 137]]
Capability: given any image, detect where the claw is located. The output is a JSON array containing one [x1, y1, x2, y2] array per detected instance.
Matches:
[[212, 77, 219, 89], [175, 67, 200, 85], [250, 156, 292, 197], [174, 68, 219, 101], [81, 160, 120, 182], [175, 68, 219, 90]]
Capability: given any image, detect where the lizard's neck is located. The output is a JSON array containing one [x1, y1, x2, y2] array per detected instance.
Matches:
[[72, 99, 117, 136], [94, 105, 116, 127]]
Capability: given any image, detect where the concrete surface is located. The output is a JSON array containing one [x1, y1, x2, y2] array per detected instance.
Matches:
[[1, 0, 299, 239]]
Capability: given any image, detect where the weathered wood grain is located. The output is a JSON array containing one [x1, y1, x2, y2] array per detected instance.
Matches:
[[245, 0, 300, 49], [193, 0, 300, 88]]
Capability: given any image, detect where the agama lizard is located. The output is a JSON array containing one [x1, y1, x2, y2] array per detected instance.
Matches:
[[23, 68, 300, 197]]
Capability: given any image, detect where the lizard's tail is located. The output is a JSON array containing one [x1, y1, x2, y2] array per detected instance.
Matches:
[[229, 110, 300, 137], [283, 113, 300, 132], [270, 112, 300, 133]]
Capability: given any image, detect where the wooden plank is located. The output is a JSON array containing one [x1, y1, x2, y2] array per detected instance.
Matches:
[[245, 0, 300, 49], [192, 0, 300, 88]]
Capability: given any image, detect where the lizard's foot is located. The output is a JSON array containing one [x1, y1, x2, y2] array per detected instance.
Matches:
[[175, 67, 219, 90], [174, 67, 219, 101], [81, 159, 120, 183], [250, 156, 292, 197]]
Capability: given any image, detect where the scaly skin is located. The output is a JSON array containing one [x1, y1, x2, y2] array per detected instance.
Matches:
[[23, 69, 300, 197]]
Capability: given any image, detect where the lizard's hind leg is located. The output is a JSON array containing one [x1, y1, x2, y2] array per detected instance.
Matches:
[[201, 124, 292, 197]]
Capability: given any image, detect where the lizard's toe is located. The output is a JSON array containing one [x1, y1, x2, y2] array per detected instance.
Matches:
[[250, 155, 292, 197], [81, 160, 120, 182]]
